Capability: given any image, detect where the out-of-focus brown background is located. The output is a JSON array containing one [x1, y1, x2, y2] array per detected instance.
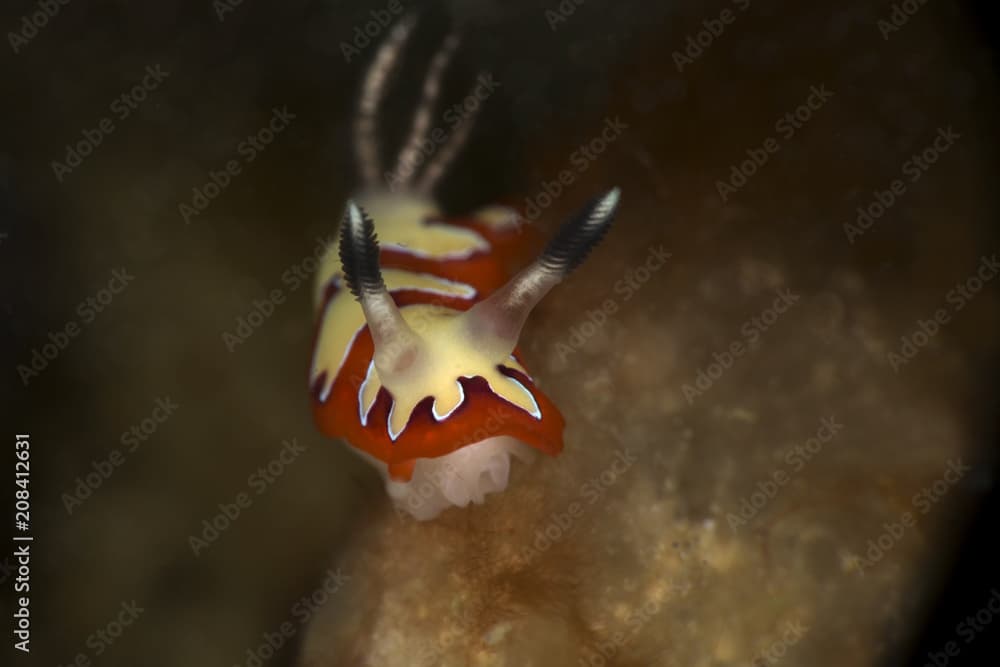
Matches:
[[3, 0, 999, 666]]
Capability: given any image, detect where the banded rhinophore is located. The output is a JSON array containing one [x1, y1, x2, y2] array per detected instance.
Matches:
[[310, 18, 621, 519]]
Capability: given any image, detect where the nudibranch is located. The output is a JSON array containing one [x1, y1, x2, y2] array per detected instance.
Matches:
[[308, 17, 621, 519]]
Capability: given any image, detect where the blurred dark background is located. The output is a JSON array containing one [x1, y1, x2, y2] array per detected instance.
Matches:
[[2, 0, 999, 665]]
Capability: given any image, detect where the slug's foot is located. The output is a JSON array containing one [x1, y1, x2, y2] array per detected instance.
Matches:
[[384, 436, 536, 520]]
